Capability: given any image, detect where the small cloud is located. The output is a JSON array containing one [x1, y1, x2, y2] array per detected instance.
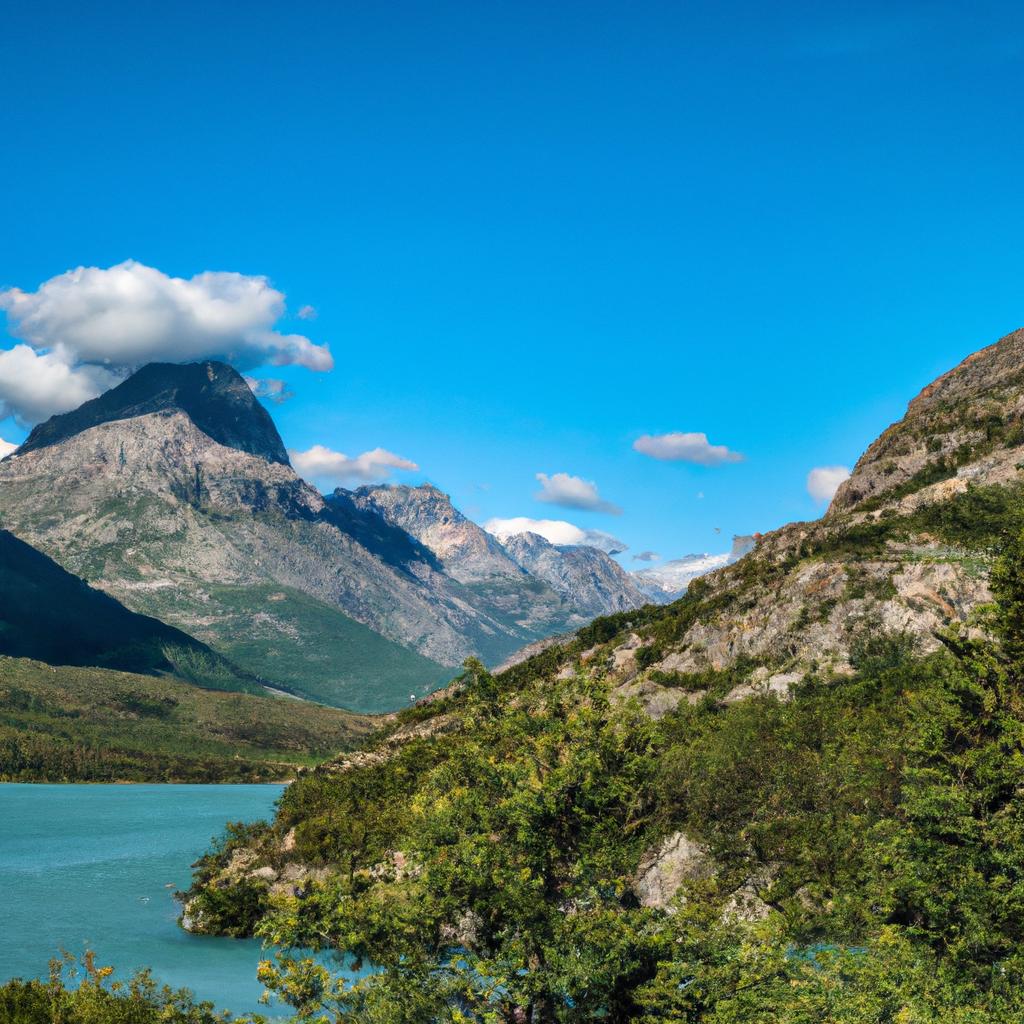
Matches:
[[297, 305, 317, 320], [0, 437, 17, 458], [534, 471, 622, 514], [484, 516, 627, 554], [633, 432, 743, 466], [291, 444, 419, 486], [632, 550, 661, 562], [807, 465, 851, 503], [244, 376, 294, 404], [697, 491, 705, 500]]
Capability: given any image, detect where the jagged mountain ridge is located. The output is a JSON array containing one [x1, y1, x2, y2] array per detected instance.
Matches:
[[0, 362, 646, 710], [342, 484, 526, 583], [500, 530, 647, 618], [347, 483, 647, 619]]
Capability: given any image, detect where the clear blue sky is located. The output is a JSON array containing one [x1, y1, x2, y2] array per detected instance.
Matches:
[[3, 0, 1024, 563]]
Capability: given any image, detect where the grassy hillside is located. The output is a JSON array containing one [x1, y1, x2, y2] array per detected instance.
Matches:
[[0, 529, 259, 693], [181, 584, 454, 712], [0, 657, 378, 782]]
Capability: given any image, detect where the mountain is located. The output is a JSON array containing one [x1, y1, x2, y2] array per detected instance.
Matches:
[[0, 528, 257, 691], [345, 484, 526, 583], [177, 329, 1024, 1020], [344, 483, 646, 628], [500, 530, 648, 618], [0, 362, 644, 711], [632, 535, 757, 602], [14, 360, 289, 465]]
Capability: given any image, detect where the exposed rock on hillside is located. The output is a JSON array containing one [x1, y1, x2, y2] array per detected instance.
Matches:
[[501, 531, 647, 618], [345, 484, 526, 583]]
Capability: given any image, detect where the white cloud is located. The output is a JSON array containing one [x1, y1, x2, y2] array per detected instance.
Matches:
[[0, 345, 122, 425], [633, 431, 743, 465], [484, 516, 628, 554], [807, 465, 851, 503], [297, 305, 318, 320], [244, 376, 294, 404], [291, 444, 419, 486], [0, 437, 17, 458], [0, 261, 332, 424], [534, 471, 622, 514], [632, 550, 661, 562]]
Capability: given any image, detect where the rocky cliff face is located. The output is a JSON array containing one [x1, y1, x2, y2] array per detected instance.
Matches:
[[342, 484, 525, 583], [500, 531, 648, 618], [830, 328, 1024, 515], [343, 483, 647, 630]]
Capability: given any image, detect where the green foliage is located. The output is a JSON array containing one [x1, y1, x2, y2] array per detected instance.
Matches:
[[0, 952, 240, 1024], [184, 529, 1024, 1020], [186, 584, 454, 712], [0, 657, 376, 782]]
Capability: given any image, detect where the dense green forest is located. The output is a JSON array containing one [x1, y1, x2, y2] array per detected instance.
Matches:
[[0, 658, 377, 782], [177, 529, 1024, 1021]]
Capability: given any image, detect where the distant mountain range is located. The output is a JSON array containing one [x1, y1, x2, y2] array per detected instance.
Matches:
[[0, 361, 648, 711], [631, 535, 757, 602]]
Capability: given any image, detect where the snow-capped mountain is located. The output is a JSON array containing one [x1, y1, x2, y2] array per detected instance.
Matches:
[[632, 536, 756, 602]]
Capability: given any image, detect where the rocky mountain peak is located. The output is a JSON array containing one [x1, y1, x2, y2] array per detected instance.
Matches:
[[16, 360, 290, 465], [346, 483, 526, 583], [830, 328, 1024, 515]]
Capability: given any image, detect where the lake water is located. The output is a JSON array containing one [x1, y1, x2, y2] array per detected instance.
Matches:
[[0, 783, 298, 1017]]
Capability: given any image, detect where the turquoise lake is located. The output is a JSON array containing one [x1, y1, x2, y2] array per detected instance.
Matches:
[[0, 783, 299, 1017]]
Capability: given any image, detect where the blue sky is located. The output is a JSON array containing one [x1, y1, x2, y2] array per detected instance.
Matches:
[[3, 0, 1024, 564]]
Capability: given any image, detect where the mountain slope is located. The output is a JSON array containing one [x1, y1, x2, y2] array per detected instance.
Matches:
[[0, 529, 257, 691], [346, 483, 648, 632], [0, 656, 376, 782], [345, 484, 526, 583]]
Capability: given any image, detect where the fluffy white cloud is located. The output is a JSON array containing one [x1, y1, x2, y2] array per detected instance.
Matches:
[[297, 305, 318, 320], [633, 431, 743, 465], [0, 345, 122, 425], [534, 471, 622, 514], [484, 516, 628, 554], [632, 550, 661, 562], [0, 261, 332, 424], [291, 444, 419, 486], [807, 465, 851, 503], [244, 376, 294, 404], [0, 437, 17, 458], [1, 261, 332, 371]]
